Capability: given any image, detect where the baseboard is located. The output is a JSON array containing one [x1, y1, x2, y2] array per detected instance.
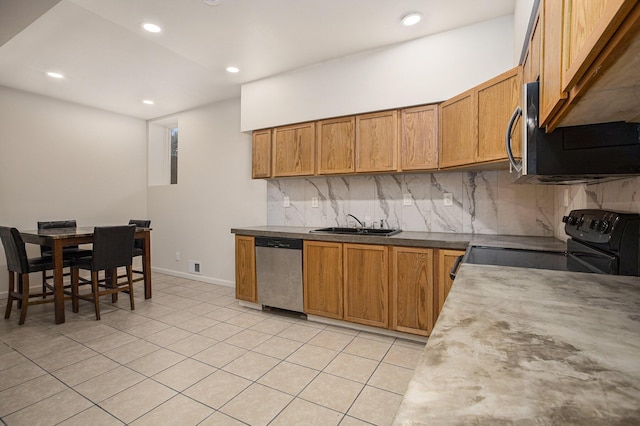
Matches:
[[151, 267, 234, 288]]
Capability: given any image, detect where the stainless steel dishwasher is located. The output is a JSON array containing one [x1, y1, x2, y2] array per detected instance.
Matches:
[[255, 236, 303, 313]]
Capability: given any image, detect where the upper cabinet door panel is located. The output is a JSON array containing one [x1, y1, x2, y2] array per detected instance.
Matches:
[[439, 89, 476, 168], [477, 67, 522, 162], [272, 122, 316, 177], [562, 0, 637, 91], [540, 0, 568, 127], [400, 104, 439, 171], [355, 110, 398, 173], [317, 116, 355, 175], [252, 129, 271, 179]]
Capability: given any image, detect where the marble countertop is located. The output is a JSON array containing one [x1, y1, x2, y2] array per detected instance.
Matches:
[[393, 264, 640, 425], [231, 226, 567, 252]]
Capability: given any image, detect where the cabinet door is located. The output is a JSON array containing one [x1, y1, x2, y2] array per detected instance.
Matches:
[[540, 0, 569, 127], [400, 105, 439, 171], [317, 116, 355, 175], [391, 246, 434, 336], [252, 129, 271, 178], [303, 241, 343, 319], [435, 249, 465, 321], [439, 88, 476, 168], [235, 235, 257, 302], [561, 0, 636, 91], [477, 67, 522, 162], [272, 122, 315, 177], [343, 243, 389, 328], [355, 110, 398, 173]]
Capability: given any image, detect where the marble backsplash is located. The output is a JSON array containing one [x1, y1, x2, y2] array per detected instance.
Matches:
[[553, 176, 640, 240], [267, 171, 556, 236]]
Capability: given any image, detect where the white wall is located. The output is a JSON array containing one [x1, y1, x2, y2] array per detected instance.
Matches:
[[147, 97, 266, 286], [148, 122, 170, 186], [241, 15, 515, 131], [514, 0, 537, 63], [0, 85, 147, 292]]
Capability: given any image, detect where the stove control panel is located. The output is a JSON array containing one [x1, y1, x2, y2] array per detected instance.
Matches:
[[563, 209, 639, 249]]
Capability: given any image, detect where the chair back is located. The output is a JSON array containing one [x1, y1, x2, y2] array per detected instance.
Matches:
[[129, 220, 151, 251], [38, 220, 78, 255], [0, 226, 29, 274], [91, 225, 136, 271]]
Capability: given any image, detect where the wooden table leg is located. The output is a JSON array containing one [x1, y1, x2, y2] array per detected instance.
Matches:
[[52, 240, 66, 324], [143, 231, 152, 299]]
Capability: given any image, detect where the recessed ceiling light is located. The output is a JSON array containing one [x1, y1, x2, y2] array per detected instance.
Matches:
[[46, 71, 64, 79], [142, 99, 154, 105], [142, 23, 161, 33], [203, 0, 221, 5], [401, 12, 423, 26], [226, 66, 240, 73]]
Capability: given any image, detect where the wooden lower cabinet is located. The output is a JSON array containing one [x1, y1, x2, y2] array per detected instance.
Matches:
[[235, 235, 257, 302], [343, 243, 389, 328], [436, 249, 465, 320], [391, 246, 434, 336], [303, 241, 343, 319]]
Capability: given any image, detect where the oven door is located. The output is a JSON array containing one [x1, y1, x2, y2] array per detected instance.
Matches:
[[566, 239, 618, 274]]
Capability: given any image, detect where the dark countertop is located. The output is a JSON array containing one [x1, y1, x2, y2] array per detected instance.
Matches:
[[231, 226, 567, 252]]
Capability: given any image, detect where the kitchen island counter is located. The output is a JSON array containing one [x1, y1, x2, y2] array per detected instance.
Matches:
[[393, 264, 640, 425]]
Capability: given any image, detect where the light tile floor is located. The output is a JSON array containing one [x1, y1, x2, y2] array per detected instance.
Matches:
[[0, 273, 425, 426]]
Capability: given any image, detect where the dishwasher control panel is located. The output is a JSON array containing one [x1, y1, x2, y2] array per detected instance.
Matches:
[[255, 236, 303, 250]]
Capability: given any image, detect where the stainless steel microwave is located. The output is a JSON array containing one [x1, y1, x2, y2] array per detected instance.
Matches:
[[505, 81, 640, 185]]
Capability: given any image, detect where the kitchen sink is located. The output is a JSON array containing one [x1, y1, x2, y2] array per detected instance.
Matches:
[[310, 227, 401, 236]]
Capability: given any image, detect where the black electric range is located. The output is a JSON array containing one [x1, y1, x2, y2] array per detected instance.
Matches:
[[459, 209, 640, 277]]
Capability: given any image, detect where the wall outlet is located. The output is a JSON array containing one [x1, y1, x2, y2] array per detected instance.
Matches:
[[283, 196, 290, 207], [443, 193, 453, 206], [311, 197, 319, 208], [175, 251, 181, 261], [188, 260, 201, 274], [403, 193, 413, 206]]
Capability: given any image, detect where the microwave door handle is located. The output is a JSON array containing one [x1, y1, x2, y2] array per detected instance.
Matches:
[[505, 106, 522, 172]]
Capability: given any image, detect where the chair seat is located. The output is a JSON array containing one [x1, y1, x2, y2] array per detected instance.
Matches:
[[42, 247, 93, 260], [27, 256, 71, 273]]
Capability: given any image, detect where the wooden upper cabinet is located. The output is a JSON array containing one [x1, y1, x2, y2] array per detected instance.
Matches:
[[523, 12, 542, 84], [435, 249, 465, 322], [252, 129, 271, 179], [439, 88, 476, 168], [343, 243, 389, 328], [303, 241, 343, 319], [355, 110, 398, 173], [400, 104, 439, 171], [391, 246, 434, 336], [477, 67, 523, 162], [540, 0, 637, 129], [561, 0, 637, 91], [235, 235, 257, 303], [272, 122, 315, 177], [317, 116, 355, 175]]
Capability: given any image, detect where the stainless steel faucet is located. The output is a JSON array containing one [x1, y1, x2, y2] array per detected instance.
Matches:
[[347, 214, 365, 228]]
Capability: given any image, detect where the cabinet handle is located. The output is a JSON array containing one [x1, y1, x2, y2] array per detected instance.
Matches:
[[505, 106, 522, 172], [449, 255, 464, 281]]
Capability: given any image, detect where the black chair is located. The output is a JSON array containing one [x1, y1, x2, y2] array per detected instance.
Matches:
[[128, 219, 150, 282], [70, 225, 136, 320], [0, 226, 70, 325], [37, 220, 92, 296]]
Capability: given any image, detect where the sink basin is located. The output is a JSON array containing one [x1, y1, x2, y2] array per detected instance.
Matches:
[[310, 227, 401, 236]]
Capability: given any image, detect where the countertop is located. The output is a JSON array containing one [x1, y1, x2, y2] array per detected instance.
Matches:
[[393, 264, 640, 425], [230, 226, 568, 252]]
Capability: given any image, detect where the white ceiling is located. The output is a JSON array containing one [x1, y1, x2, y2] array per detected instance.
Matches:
[[0, 0, 515, 120]]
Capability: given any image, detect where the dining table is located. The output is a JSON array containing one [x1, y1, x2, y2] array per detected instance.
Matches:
[[20, 226, 152, 324]]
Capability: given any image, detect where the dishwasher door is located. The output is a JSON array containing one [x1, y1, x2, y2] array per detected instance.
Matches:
[[255, 237, 303, 313]]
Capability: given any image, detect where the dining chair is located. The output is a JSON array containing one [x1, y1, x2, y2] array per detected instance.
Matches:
[[70, 225, 136, 320], [37, 220, 92, 296], [0, 226, 70, 325], [128, 219, 150, 282]]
